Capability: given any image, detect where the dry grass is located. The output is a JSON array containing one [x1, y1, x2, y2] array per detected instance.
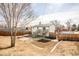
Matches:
[[50, 41, 79, 56], [0, 36, 79, 56], [0, 36, 57, 56]]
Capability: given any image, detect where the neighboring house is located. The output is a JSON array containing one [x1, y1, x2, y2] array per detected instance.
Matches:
[[31, 22, 55, 38], [49, 24, 55, 33]]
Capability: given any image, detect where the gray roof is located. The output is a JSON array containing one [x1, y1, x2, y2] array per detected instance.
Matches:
[[32, 24, 51, 27]]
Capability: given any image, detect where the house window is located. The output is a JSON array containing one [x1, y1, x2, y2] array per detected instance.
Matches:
[[26, 27, 28, 30]]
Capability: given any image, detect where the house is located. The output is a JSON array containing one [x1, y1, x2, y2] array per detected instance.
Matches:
[[31, 22, 56, 38]]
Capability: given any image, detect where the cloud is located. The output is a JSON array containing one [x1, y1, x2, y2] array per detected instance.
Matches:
[[32, 3, 79, 15], [45, 4, 64, 14], [19, 3, 79, 27], [28, 11, 79, 26]]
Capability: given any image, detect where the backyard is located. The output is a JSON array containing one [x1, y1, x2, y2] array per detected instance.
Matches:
[[0, 36, 79, 56], [0, 3, 79, 56]]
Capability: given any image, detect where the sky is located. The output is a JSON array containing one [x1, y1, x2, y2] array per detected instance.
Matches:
[[28, 3, 79, 26], [0, 3, 79, 26], [32, 3, 79, 16]]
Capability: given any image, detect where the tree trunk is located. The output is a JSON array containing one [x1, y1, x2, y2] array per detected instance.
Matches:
[[11, 27, 16, 47], [11, 36, 15, 47]]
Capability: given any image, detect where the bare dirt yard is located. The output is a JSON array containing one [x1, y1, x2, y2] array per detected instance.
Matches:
[[0, 36, 79, 56]]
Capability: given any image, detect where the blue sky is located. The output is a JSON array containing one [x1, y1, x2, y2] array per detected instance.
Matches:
[[1, 3, 79, 26], [32, 3, 48, 15], [27, 3, 79, 26], [32, 3, 79, 16]]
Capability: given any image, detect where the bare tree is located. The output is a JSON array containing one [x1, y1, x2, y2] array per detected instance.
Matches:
[[50, 20, 61, 40], [77, 24, 79, 31], [51, 20, 61, 32], [0, 3, 35, 47], [71, 24, 77, 31], [66, 19, 72, 31]]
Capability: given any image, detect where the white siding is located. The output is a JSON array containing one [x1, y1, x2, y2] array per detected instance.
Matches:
[[49, 25, 55, 32]]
